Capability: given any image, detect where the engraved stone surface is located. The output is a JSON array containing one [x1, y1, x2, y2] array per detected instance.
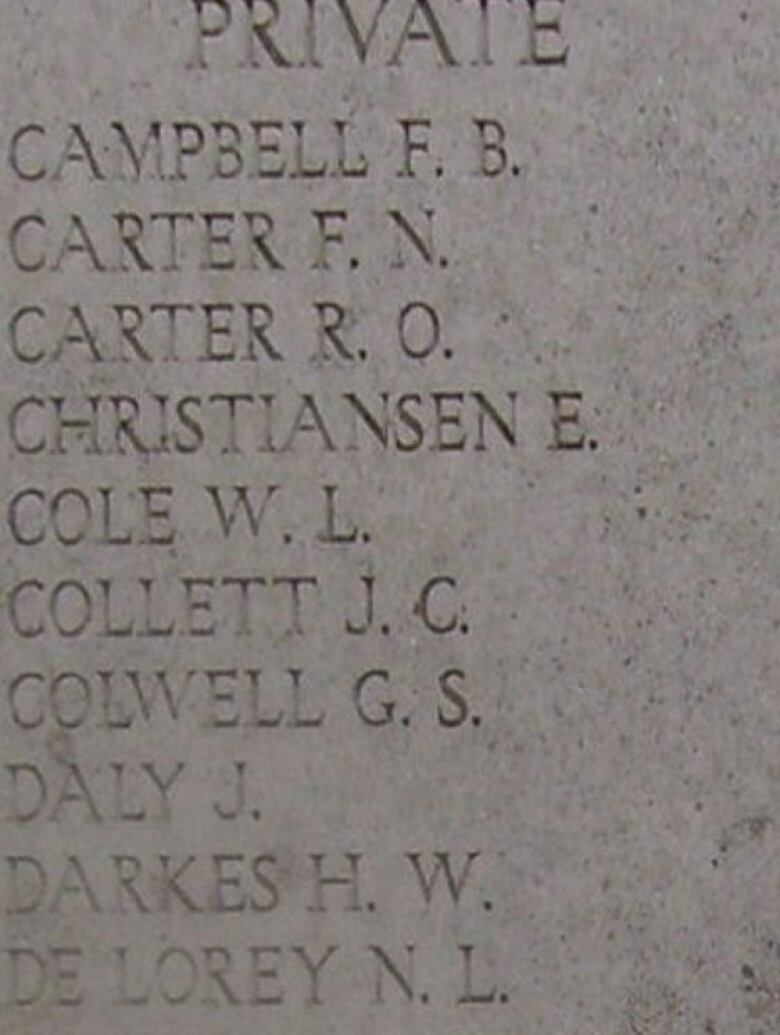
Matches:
[[1, 3, 779, 1034]]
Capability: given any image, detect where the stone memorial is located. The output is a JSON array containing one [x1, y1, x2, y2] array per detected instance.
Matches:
[[1, 2, 778, 1033]]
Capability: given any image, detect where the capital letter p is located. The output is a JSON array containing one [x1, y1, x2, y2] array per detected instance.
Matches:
[[190, 0, 232, 68]]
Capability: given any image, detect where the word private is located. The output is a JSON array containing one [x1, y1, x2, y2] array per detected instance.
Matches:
[[188, 0, 569, 70]]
